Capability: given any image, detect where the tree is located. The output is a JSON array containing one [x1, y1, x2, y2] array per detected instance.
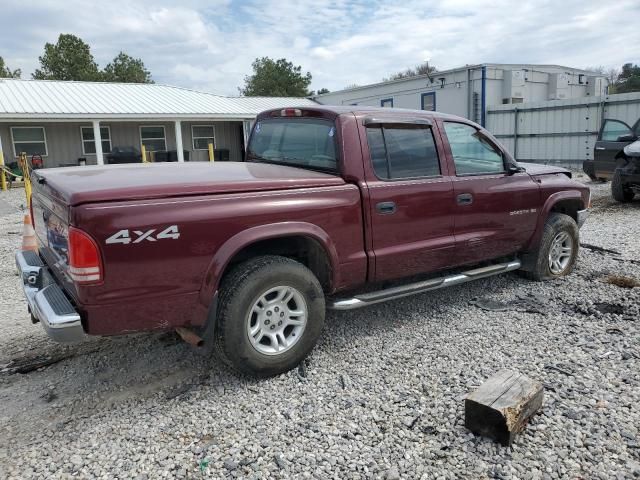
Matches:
[[33, 34, 100, 81], [0, 56, 21, 78], [615, 63, 640, 93], [384, 62, 437, 82], [316, 88, 330, 95], [584, 65, 606, 74], [102, 52, 153, 83], [239, 57, 312, 97]]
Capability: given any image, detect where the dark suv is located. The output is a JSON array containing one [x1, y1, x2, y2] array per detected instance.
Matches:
[[583, 117, 640, 182]]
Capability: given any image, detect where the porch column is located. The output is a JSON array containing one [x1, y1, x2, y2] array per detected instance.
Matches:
[[92, 120, 104, 165], [174, 120, 184, 162]]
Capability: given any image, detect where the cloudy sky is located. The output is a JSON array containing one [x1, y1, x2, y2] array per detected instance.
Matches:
[[1, 0, 638, 96]]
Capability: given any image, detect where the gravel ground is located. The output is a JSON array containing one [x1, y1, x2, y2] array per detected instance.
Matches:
[[0, 175, 639, 479]]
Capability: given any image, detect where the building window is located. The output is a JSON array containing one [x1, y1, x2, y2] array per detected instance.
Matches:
[[11, 126, 48, 157], [192, 125, 215, 150], [421, 92, 436, 111], [81, 126, 112, 155], [380, 98, 393, 108], [140, 125, 166, 151]]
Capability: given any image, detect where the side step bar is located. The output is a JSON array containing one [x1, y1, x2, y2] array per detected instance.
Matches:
[[328, 259, 521, 311]]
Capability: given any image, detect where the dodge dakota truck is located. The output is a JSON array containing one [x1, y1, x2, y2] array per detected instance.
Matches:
[[16, 106, 590, 376]]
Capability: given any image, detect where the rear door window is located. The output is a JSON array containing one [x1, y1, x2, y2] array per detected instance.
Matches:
[[248, 119, 337, 172], [365, 125, 440, 179]]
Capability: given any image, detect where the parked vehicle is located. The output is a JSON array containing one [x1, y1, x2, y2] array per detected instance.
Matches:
[[585, 116, 640, 181], [106, 146, 142, 164], [611, 140, 640, 202], [16, 106, 590, 376]]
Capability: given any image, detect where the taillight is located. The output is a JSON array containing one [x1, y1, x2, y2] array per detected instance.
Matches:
[[68, 227, 103, 284]]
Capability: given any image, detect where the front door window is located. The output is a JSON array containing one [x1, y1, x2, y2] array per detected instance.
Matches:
[[443, 122, 504, 175], [600, 119, 632, 142]]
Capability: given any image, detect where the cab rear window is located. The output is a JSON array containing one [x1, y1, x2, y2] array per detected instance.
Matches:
[[247, 119, 338, 172]]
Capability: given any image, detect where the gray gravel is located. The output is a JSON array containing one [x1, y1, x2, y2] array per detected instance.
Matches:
[[1, 175, 639, 479]]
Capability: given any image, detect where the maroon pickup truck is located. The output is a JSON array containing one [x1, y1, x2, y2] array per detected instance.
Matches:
[[17, 106, 590, 376]]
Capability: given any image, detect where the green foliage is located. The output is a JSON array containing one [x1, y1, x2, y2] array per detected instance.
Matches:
[[0, 56, 21, 78], [33, 34, 100, 81], [31, 34, 153, 83], [384, 62, 437, 82], [240, 57, 312, 97], [615, 63, 640, 94], [316, 87, 330, 95], [103, 52, 153, 83]]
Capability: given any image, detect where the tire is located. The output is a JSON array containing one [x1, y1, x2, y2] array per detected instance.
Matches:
[[214, 255, 325, 377], [519, 213, 579, 281], [611, 169, 635, 203]]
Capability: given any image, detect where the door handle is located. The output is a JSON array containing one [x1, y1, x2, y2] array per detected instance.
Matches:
[[457, 193, 473, 205], [595, 147, 606, 150], [376, 201, 396, 214]]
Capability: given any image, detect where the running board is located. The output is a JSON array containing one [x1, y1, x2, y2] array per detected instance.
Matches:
[[328, 259, 521, 311]]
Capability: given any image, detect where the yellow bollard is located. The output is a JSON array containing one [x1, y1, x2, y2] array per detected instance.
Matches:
[[141, 144, 148, 163], [19, 152, 32, 207], [208, 142, 215, 162], [0, 150, 7, 192]]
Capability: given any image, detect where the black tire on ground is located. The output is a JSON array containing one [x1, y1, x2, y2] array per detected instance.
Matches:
[[518, 213, 579, 281], [213, 255, 325, 377], [611, 168, 635, 203]]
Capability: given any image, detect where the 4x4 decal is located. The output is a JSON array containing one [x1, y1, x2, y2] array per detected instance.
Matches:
[[105, 225, 180, 245]]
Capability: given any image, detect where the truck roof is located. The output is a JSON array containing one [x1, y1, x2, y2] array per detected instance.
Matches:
[[257, 105, 474, 125]]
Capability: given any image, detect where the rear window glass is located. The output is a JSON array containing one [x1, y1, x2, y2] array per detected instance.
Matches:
[[247, 119, 338, 172]]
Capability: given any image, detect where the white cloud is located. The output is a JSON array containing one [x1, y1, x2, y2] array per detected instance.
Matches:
[[0, 0, 638, 95]]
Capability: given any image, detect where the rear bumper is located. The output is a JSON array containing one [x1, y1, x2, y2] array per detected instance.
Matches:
[[15, 250, 85, 343], [577, 208, 589, 229]]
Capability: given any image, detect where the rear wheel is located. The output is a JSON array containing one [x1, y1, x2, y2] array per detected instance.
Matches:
[[611, 169, 635, 203], [214, 255, 325, 377], [519, 213, 579, 281]]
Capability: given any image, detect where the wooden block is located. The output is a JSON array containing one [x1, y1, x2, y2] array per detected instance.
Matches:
[[465, 369, 543, 446]]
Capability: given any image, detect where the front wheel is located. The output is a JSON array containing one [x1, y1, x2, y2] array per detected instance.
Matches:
[[214, 255, 325, 377], [611, 169, 635, 203], [519, 213, 579, 281]]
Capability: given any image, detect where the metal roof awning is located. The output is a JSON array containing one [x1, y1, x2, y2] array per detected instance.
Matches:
[[0, 79, 316, 120]]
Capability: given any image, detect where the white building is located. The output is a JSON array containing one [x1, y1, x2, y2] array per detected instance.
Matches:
[[0, 79, 315, 168], [314, 64, 608, 126]]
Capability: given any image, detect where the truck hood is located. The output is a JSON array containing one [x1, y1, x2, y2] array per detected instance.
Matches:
[[519, 162, 572, 178], [33, 162, 345, 206]]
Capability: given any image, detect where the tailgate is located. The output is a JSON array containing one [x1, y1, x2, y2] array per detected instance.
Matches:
[[32, 195, 69, 264], [31, 183, 73, 292]]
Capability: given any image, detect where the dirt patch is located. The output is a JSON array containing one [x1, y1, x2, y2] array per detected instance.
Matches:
[[594, 302, 625, 315], [605, 275, 640, 289]]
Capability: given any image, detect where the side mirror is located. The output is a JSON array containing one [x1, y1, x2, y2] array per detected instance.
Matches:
[[507, 163, 525, 175], [616, 133, 637, 143]]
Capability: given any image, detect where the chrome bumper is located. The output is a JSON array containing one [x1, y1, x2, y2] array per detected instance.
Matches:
[[577, 208, 589, 229], [15, 250, 85, 343]]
